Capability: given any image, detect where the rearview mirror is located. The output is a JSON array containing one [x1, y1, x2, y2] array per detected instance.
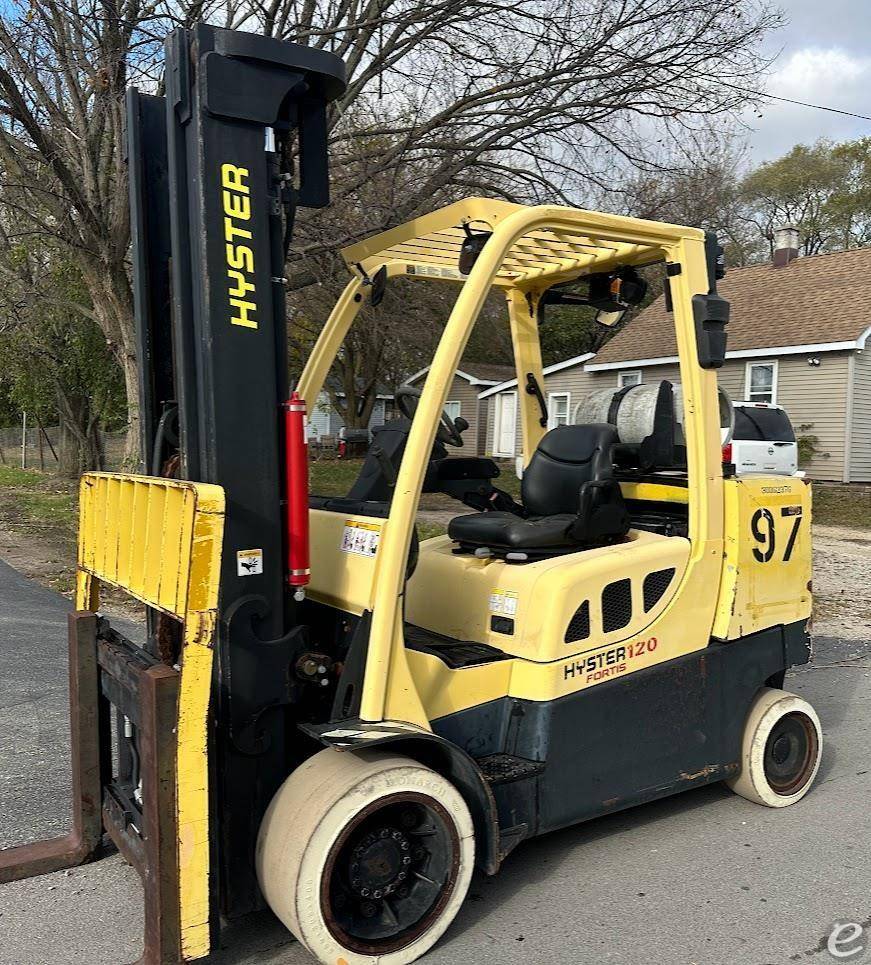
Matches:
[[539, 266, 647, 328], [589, 267, 647, 327], [594, 308, 627, 327], [370, 265, 388, 307]]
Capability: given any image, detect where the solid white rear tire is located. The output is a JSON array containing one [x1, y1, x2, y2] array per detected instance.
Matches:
[[726, 687, 822, 807], [257, 748, 475, 965]]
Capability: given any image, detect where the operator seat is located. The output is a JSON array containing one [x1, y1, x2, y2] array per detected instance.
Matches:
[[448, 424, 630, 558]]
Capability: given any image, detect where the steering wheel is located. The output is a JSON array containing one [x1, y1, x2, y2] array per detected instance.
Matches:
[[395, 386, 464, 447]]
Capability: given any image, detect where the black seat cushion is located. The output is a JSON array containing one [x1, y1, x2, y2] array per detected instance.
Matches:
[[449, 511, 578, 551], [447, 424, 629, 556]]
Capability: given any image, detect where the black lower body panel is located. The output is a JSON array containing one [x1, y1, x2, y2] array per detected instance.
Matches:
[[432, 621, 811, 843]]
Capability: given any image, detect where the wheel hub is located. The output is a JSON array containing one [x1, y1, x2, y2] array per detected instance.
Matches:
[[349, 827, 412, 899], [322, 792, 460, 955], [764, 711, 818, 795]]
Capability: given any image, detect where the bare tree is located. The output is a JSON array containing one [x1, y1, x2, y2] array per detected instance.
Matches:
[[0, 0, 780, 453], [0, 0, 159, 462], [617, 129, 764, 266]]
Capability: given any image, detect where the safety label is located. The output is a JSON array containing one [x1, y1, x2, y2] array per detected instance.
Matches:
[[489, 589, 519, 617], [237, 548, 263, 576], [341, 520, 381, 557]]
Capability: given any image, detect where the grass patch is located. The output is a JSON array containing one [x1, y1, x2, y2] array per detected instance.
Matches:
[[309, 458, 365, 497], [0, 465, 44, 488], [0, 467, 78, 546], [417, 520, 447, 540], [813, 485, 871, 531]]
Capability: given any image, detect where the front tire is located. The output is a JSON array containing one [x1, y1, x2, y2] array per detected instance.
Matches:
[[257, 749, 475, 965], [726, 688, 822, 807]]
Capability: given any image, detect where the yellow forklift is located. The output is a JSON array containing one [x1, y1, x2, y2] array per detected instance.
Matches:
[[0, 23, 820, 965]]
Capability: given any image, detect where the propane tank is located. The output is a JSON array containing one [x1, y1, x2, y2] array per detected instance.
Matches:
[[283, 391, 311, 600], [573, 382, 734, 445]]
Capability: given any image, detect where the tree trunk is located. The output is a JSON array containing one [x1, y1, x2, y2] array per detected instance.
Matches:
[[79, 256, 141, 469], [119, 349, 141, 469], [57, 388, 105, 477]]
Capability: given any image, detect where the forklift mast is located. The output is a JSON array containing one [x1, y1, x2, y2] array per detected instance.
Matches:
[[127, 24, 345, 917]]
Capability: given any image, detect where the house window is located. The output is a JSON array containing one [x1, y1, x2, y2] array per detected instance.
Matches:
[[548, 392, 570, 429], [445, 401, 462, 422], [618, 370, 642, 388], [746, 362, 777, 404]]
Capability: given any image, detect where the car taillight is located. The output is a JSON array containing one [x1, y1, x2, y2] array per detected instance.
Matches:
[[722, 442, 732, 463]]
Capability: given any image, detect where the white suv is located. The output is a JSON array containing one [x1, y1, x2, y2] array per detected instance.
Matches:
[[724, 402, 798, 476]]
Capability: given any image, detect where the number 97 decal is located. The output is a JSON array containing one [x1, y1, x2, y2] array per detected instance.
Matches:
[[751, 507, 802, 563]]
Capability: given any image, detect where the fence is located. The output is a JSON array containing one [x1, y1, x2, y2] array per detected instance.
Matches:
[[0, 422, 127, 471]]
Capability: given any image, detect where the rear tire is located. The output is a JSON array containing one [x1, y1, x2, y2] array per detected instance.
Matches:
[[257, 748, 475, 965], [726, 688, 822, 807]]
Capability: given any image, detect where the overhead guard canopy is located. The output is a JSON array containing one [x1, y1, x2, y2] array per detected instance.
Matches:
[[341, 198, 706, 290]]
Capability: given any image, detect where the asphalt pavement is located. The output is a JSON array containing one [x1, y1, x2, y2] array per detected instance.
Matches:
[[1, 556, 870, 965]]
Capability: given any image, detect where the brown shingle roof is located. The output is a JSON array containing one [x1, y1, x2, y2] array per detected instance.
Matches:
[[459, 362, 516, 383], [594, 246, 871, 365]]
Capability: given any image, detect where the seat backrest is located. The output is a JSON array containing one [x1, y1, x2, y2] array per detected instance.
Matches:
[[346, 420, 412, 501], [521, 424, 618, 516]]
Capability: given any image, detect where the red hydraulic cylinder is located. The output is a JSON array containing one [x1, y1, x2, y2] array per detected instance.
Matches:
[[283, 392, 311, 594]]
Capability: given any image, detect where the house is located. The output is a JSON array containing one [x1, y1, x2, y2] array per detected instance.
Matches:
[[481, 234, 871, 482], [307, 380, 396, 440], [404, 362, 515, 454]]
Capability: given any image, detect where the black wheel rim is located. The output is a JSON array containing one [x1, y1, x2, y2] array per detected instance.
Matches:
[[763, 712, 819, 796], [321, 791, 460, 955]]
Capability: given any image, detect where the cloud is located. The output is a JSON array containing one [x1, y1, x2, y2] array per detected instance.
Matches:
[[745, 47, 871, 161]]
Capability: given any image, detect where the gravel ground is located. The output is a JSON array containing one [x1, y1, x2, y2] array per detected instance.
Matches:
[[812, 525, 871, 641]]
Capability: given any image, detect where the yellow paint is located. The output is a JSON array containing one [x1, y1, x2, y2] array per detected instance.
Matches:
[[76, 472, 224, 961], [712, 475, 812, 640], [619, 480, 689, 504], [507, 288, 546, 464], [307, 509, 386, 615]]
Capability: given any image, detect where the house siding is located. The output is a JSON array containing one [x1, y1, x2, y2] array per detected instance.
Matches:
[[600, 354, 852, 482], [309, 392, 391, 440], [483, 352, 856, 482], [850, 348, 871, 482]]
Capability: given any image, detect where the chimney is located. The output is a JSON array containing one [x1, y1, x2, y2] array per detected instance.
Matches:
[[773, 225, 799, 268]]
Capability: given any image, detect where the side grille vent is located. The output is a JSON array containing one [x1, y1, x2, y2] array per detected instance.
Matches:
[[643, 568, 676, 612], [602, 579, 632, 633], [564, 600, 590, 643]]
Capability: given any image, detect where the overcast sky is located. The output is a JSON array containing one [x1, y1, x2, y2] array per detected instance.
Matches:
[[745, 0, 871, 160]]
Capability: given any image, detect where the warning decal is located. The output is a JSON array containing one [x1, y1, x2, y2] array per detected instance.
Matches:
[[489, 589, 519, 617], [341, 520, 381, 557], [237, 548, 263, 576]]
